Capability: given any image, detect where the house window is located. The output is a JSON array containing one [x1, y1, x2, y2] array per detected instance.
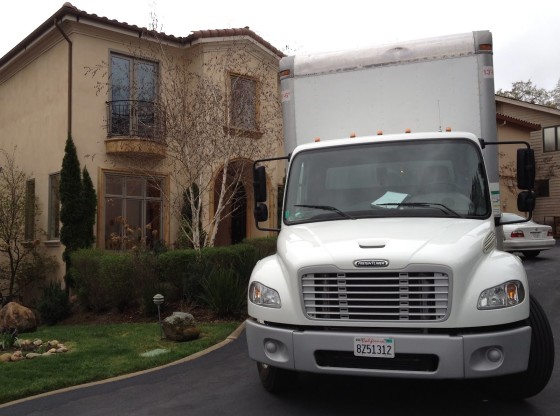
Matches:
[[230, 74, 257, 131], [104, 173, 163, 250], [48, 173, 61, 240], [109, 54, 158, 138], [543, 125, 560, 152], [24, 179, 35, 241], [534, 179, 550, 197]]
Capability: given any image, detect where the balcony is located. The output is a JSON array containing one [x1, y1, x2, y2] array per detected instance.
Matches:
[[105, 100, 166, 158]]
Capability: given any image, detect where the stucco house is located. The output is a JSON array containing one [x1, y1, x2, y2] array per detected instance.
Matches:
[[496, 95, 560, 235], [0, 3, 285, 288]]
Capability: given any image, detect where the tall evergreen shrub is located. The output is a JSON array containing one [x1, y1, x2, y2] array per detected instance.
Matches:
[[60, 136, 97, 288], [60, 135, 83, 267]]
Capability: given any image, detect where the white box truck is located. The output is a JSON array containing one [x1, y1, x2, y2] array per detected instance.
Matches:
[[247, 31, 554, 398]]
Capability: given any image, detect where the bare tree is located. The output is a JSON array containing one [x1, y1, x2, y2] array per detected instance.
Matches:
[[87, 28, 282, 250], [0, 148, 40, 296]]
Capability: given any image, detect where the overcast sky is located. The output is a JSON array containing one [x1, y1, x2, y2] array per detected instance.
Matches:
[[2, 0, 559, 91]]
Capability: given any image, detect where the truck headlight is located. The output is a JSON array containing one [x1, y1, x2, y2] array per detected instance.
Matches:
[[477, 280, 525, 309], [249, 282, 281, 308]]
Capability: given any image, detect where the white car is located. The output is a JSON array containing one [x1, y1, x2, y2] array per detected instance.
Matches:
[[501, 213, 556, 258]]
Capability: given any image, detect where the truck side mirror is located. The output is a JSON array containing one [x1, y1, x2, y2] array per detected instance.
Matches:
[[254, 203, 269, 222], [517, 190, 536, 213], [517, 148, 535, 190], [253, 165, 267, 203]]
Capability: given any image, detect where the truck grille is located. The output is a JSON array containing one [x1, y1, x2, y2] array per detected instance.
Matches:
[[301, 271, 449, 321]]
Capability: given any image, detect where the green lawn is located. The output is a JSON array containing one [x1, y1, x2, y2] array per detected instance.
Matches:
[[0, 321, 241, 405]]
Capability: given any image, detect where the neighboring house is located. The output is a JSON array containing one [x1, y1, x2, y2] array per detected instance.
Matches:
[[0, 4, 285, 288], [496, 95, 560, 235]]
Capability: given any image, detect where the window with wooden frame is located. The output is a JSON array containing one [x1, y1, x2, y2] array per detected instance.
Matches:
[[229, 74, 258, 133], [104, 173, 164, 250]]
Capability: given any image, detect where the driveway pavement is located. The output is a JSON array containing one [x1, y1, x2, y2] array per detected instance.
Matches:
[[1, 243, 558, 416]]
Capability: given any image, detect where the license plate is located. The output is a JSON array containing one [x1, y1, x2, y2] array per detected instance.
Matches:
[[530, 232, 541, 238], [354, 337, 395, 358]]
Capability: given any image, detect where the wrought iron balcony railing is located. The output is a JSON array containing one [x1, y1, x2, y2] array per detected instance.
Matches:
[[106, 100, 166, 141]]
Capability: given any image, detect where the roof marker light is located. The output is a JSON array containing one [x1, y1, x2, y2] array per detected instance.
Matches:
[[314, 137, 321, 142], [377, 130, 383, 135], [405, 128, 411, 133], [350, 132, 356, 138], [445, 127, 452, 132]]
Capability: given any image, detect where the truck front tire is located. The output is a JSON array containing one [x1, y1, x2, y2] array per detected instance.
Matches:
[[482, 294, 554, 399], [257, 362, 297, 393]]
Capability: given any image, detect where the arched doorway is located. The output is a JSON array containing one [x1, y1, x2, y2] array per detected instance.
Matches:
[[213, 160, 252, 246], [231, 184, 247, 244]]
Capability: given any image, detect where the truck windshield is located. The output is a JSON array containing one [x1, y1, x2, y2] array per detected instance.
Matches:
[[283, 139, 490, 224]]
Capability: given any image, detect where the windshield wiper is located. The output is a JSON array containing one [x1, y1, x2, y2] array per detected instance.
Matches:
[[376, 202, 463, 218], [295, 204, 356, 220]]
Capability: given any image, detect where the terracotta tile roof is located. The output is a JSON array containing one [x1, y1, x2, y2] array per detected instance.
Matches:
[[496, 113, 541, 131], [0, 2, 284, 68], [186, 28, 283, 57]]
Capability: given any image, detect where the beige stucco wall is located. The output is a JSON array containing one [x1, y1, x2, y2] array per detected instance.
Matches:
[[0, 19, 284, 294], [0, 30, 71, 286]]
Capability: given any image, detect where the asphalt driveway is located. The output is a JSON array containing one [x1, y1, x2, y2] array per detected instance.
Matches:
[[1, 244, 558, 416]]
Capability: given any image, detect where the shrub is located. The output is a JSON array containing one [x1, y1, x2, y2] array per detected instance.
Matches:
[[99, 252, 135, 312], [0, 328, 18, 350], [230, 244, 258, 286], [38, 282, 70, 325], [71, 249, 107, 311], [157, 249, 204, 302], [199, 268, 246, 317], [72, 248, 161, 313], [242, 236, 277, 259]]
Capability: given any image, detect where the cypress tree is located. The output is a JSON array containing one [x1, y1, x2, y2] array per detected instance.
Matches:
[[60, 135, 83, 268]]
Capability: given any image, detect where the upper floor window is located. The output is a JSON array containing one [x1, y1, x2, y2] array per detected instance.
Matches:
[[108, 54, 159, 138], [48, 173, 61, 240], [543, 125, 560, 152], [230, 74, 257, 131]]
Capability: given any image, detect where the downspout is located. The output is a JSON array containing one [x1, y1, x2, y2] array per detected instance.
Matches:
[[54, 19, 72, 136]]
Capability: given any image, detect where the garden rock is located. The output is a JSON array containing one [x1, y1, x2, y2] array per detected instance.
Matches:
[[0, 353, 11, 362], [25, 353, 41, 359], [162, 312, 200, 342], [0, 302, 37, 333]]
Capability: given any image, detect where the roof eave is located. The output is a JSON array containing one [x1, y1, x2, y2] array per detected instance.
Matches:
[[0, 3, 284, 70]]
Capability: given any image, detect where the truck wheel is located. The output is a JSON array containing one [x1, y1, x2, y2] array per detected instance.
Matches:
[[483, 294, 554, 399], [522, 250, 540, 258], [257, 362, 297, 393]]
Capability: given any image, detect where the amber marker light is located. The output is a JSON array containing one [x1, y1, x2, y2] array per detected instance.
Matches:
[[506, 282, 519, 303], [377, 130, 383, 135], [314, 137, 321, 142], [405, 128, 411, 133]]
